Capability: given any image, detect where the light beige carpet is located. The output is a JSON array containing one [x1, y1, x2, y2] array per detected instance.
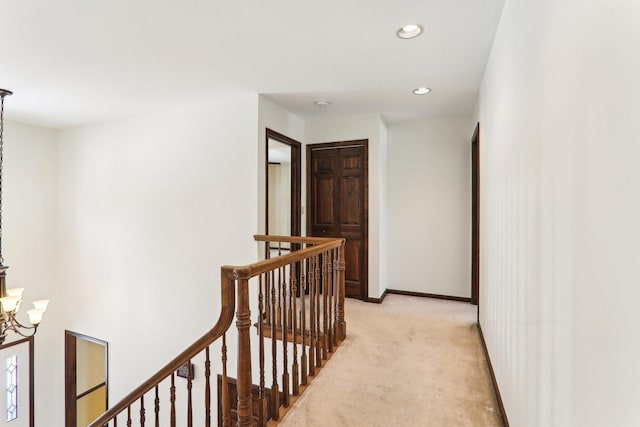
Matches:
[[279, 294, 503, 427]]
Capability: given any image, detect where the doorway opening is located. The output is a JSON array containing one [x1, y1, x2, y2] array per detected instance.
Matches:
[[471, 123, 480, 309], [65, 331, 108, 427], [265, 129, 302, 252]]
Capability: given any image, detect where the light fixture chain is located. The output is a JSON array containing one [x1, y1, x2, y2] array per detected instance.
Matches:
[[0, 89, 46, 344]]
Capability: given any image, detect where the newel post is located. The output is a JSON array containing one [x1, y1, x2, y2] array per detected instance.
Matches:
[[336, 242, 347, 340], [236, 276, 253, 427]]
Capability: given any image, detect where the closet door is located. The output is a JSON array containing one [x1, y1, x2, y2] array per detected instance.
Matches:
[[308, 140, 368, 299]]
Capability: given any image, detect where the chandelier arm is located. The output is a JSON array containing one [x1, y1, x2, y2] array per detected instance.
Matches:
[[0, 317, 9, 337], [5, 325, 37, 339], [8, 314, 36, 331], [5, 316, 37, 338]]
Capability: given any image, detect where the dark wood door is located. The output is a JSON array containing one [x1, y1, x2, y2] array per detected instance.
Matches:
[[307, 140, 368, 299]]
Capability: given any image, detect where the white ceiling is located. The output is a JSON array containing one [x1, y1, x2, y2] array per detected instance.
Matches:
[[0, 0, 505, 129]]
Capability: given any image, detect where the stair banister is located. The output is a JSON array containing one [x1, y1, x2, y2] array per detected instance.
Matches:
[[88, 270, 236, 426], [88, 235, 345, 427]]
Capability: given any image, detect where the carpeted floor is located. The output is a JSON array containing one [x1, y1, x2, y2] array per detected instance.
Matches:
[[279, 294, 503, 427]]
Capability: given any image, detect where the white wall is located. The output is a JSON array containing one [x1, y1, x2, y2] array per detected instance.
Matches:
[[42, 95, 259, 425], [2, 121, 58, 427], [387, 116, 472, 298], [476, 0, 640, 425], [305, 114, 388, 299]]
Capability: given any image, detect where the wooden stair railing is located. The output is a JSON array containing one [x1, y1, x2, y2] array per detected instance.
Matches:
[[88, 235, 346, 427]]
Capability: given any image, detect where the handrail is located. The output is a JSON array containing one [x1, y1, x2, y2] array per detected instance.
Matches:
[[88, 269, 236, 426], [223, 236, 344, 280], [254, 235, 338, 244]]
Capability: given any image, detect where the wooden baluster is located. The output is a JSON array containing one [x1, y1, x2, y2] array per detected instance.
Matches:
[[204, 346, 211, 427], [291, 266, 299, 396], [337, 243, 347, 340], [154, 385, 160, 427], [257, 274, 266, 427], [281, 264, 290, 407], [140, 395, 146, 427], [127, 406, 132, 427], [187, 360, 193, 427], [327, 249, 334, 353], [323, 251, 330, 359], [236, 277, 253, 427], [332, 248, 338, 348], [314, 254, 322, 367], [114, 415, 118, 427], [264, 265, 271, 324], [270, 269, 280, 420], [308, 257, 316, 376], [221, 333, 230, 427], [288, 263, 294, 328], [300, 261, 308, 386], [170, 373, 176, 427], [277, 259, 282, 328]]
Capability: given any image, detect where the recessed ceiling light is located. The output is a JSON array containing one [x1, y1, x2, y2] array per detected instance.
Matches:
[[397, 24, 424, 39], [314, 100, 330, 107], [413, 87, 432, 95]]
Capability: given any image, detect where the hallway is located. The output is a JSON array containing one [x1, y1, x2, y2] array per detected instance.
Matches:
[[279, 294, 502, 426]]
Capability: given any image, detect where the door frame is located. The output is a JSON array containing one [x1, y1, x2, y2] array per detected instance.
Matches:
[[265, 128, 302, 239], [65, 331, 109, 427], [306, 139, 369, 300], [471, 123, 480, 309]]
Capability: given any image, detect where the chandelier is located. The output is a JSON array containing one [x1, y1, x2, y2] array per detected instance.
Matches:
[[0, 89, 49, 345]]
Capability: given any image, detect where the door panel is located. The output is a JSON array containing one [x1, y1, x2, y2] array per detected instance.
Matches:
[[315, 177, 335, 225], [340, 177, 362, 225], [345, 237, 362, 297], [308, 141, 368, 299], [344, 239, 361, 281], [315, 156, 336, 174], [341, 153, 361, 171]]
